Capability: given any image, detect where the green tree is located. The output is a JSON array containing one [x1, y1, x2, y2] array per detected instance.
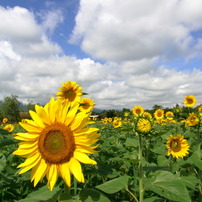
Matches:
[[1, 95, 21, 122], [26, 99, 35, 111]]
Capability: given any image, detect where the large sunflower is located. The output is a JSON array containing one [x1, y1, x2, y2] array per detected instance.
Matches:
[[56, 81, 83, 103], [13, 98, 99, 191], [183, 95, 197, 107], [132, 105, 144, 117], [166, 134, 189, 158]]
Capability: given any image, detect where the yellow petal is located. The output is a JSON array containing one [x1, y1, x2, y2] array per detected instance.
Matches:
[[18, 141, 37, 149], [35, 105, 51, 125], [64, 101, 79, 126], [18, 153, 41, 174], [59, 162, 71, 187], [55, 101, 63, 122], [74, 151, 97, 165], [70, 111, 87, 131], [13, 144, 38, 156], [14, 133, 39, 141], [29, 110, 45, 128], [60, 101, 70, 123], [48, 97, 56, 123], [68, 158, 84, 183], [46, 164, 58, 191], [19, 122, 42, 133], [31, 158, 48, 187], [76, 145, 99, 154], [74, 128, 99, 136], [17, 152, 41, 168], [75, 135, 99, 146]]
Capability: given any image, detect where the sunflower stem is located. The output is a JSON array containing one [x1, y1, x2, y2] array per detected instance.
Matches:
[[138, 135, 144, 202], [73, 177, 77, 196], [169, 155, 173, 173]]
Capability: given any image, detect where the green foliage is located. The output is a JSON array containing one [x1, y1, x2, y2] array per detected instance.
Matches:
[[1, 95, 21, 122], [0, 106, 202, 201]]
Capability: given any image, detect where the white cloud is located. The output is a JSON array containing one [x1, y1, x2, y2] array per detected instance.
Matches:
[[0, 6, 62, 57], [1, 4, 202, 111], [39, 9, 64, 35], [70, 0, 202, 62], [0, 6, 41, 41]]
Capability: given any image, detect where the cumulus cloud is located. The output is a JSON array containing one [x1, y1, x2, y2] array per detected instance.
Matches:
[[1, 3, 202, 111], [70, 0, 202, 62], [0, 6, 62, 57], [39, 9, 64, 35]]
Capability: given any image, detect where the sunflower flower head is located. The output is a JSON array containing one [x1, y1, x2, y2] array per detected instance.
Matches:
[[165, 111, 174, 120], [183, 95, 197, 107], [124, 112, 130, 117], [136, 117, 152, 134], [113, 120, 122, 128], [198, 105, 202, 116], [13, 97, 99, 191], [166, 134, 189, 158], [186, 112, 199, 126], [154, 109, 164, 120], [132, 105, 144, 117], [79, 98, 95, 113], [2, 118, 8, 124], [56, 81, 83, 103], [3, 124, 14, 132], [143, 112, 152, 119]]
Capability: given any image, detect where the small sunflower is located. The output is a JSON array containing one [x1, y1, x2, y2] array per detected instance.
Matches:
[[154, 109, 164, 120], [124, 112, 130, 117], [13, 98, 99, 191], [165, 111, 174, 120], [183, 95, 197, 107], [79, 98, 95, 113], [113, 120, 122, 128], [136, 118, 152, 133], [198, 105, 202, 116], [3, 118, 8, 124], [132, 105, 144, 117], [166, 134, 189, 158], [3, 124, 14, 132], [143, 112, 152, 119], [56, 81, 83, 103], [186, 112, 199, 126]]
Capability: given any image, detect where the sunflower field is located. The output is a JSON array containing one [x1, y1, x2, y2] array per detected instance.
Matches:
[[0, 81, 202, 202]]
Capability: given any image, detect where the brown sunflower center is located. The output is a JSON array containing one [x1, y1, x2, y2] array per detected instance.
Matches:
[[82, 103, 90, 109], [187, 98, 193, 104], [157, 112, 162, 117], [136, 109, 141, 114], [38, 122, 75, 164], [64, 89, 76, 102], [170, 139, 181, 152]]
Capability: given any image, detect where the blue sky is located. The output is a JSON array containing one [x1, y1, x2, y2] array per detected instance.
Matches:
[[1, 0, 202, 110]]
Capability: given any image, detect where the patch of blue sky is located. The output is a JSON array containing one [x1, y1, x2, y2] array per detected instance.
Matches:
[[160, 57, 202, 71]]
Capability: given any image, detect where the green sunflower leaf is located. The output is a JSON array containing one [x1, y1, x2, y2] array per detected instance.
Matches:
[[17, 186, 61, 202], [0, 153, 6, 172], [147, 171, 191, 202], [96, 175, 130, 194], [79, 188, 110, 202]]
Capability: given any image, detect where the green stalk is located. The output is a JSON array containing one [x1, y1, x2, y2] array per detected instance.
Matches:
[[138, 135, 144, 202], [169, 155, 173, 173], [74, 177, 77, 196]]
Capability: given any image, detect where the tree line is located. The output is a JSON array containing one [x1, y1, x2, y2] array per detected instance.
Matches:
[[0, 95, 200, 123]]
